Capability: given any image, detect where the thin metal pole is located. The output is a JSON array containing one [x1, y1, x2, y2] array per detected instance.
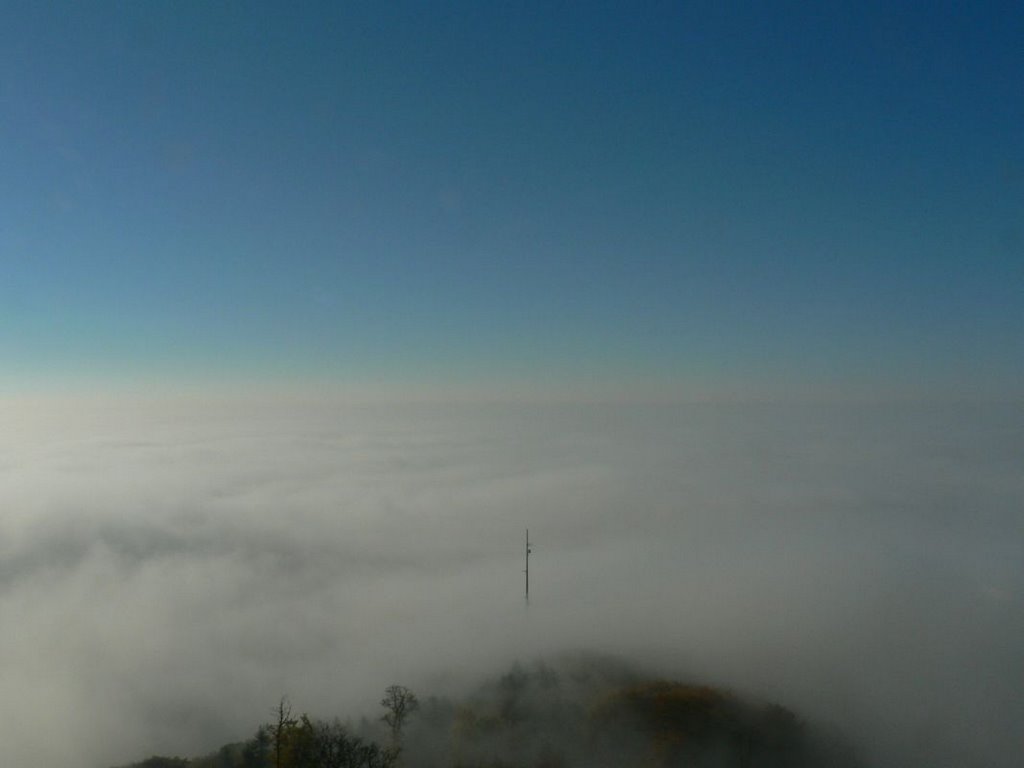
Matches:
[[525, 528, 530, 602]]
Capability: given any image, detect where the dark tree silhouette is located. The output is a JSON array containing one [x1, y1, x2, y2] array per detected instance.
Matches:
[[380, 685, 419, 745], [271, 697, 299, 768], [241, 725, 271, 768], [308, 719, 398, 768]]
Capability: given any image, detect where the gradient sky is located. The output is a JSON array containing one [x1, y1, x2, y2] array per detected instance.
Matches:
[[2, 2, 1021, 398]]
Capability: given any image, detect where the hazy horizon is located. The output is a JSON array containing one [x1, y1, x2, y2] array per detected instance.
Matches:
[[2, 3, 1021, 767], [1, 396, 1021, 767]]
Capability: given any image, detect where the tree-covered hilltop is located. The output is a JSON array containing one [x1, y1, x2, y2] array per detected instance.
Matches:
[[113, 654, 864, 768]]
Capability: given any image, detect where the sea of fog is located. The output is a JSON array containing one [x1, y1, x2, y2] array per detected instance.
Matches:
[[0, 397, 1020, 768]]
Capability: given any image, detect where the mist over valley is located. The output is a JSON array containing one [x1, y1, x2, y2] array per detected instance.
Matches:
[[1, 398, 1020, 768]]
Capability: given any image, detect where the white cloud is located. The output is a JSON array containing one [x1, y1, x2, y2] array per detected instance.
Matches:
[[0, 397, 1021, 767]]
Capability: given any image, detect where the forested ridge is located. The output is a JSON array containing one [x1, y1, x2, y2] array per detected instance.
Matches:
[[113, 655, 863, 768]]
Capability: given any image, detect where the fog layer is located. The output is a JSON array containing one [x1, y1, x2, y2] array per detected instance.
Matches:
[[0, 398, 1020, 768]]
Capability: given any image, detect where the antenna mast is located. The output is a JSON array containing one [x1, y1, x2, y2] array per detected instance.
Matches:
[[524, 528, 532, 603]]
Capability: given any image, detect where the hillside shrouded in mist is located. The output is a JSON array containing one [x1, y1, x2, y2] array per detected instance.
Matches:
[[114, 653, 868, 768], [2, 3, 1022, 767], [1, 398, 1020, 768]]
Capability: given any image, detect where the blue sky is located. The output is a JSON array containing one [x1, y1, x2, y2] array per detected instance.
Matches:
[[1, 2, 1021, 398]]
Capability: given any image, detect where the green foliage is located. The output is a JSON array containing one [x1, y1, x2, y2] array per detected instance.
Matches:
[[112, 657, 864, 768], [589, 680, 820, 768], [252, 709, 398, 768]]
